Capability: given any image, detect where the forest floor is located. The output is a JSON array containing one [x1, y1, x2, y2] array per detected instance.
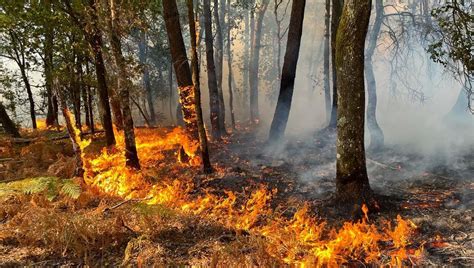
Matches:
[[0, 126, 472, 266]]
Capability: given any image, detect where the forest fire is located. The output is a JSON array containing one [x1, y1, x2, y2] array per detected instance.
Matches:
[[0, 0, 471, 266], [77, 127, 424, 266]]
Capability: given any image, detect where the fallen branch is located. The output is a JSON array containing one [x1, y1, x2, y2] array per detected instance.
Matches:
[[102, 197, 152, 213], [367, 158, 400, 171]]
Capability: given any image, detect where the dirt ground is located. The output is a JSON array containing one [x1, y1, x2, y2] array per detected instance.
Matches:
[[0, 127, 472, 266]]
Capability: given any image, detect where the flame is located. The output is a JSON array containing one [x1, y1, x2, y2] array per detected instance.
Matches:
[[77, 127, 424, 266]]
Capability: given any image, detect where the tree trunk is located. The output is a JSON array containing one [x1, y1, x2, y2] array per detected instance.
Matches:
[[328, 0, 344, 128], [187, 0, 213, 173], [323, 0, 331, 123], [162, 0, 199, 140], [87, 0, 115, 146], [226, 0, 236, 130], [213, 0, 227, 134], [335, 0, 372, 205], [72, 54, 82, 129], [82, 79, 91, 130], [44, 0, 56, 127], [107, 0, 140, 169], [55, 82, 84, 178], [203, 0, 223, 139], [0, 102, 21, 138], [365, 0, 384, 150], [268, 0, 306, 142], [20, 68, 37, 129], [85, 62, 95, 133], [139, 30, 156, 125], [249, 0, 270, 124]]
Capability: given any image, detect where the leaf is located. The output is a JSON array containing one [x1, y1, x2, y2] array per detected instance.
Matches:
[[60, 180, 82, 199]]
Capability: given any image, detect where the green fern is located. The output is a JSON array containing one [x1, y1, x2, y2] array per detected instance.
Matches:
[[60, 180, 82, 199], [0, 177, 82, 200]]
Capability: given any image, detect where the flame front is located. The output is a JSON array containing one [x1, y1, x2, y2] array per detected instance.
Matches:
[[79, 128, 423, 266]]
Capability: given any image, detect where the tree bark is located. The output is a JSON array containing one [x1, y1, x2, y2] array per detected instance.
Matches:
[[0, 102, 21, 138], [226, 0, 236, 130], [213, 0, 227, 134], [85, 0, 116, 146], [323, 0, 331, 123], [328, 0, 344, 128], [365, 0, 384, 150], [187, 0, 213, 173], [44, 0, 57, 127], [55, 81, 84, 178], [107, 0, 140, 169], [249, 0, 270, 124], [85, 62, 95, 133], [72, 53, 82, 129], [203, 0, 223, 139], [162, 0, 199, 140], [139, 30, 156, 125], [20, 68, 37, 129], [335, 0, 373, 205], [268, 0, 306, 142]]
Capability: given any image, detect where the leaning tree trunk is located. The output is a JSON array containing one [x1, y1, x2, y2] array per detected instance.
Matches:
[[139, 30, 156, 125], [328, 0, 344, 128], [87, 0, 115, 146], [323, 0, 331, 123], [213, 0, 227, 134], [365, 0, 384, 150], [335, 0, 373, 205], [249, 0, 270, 124], [203, 0, 223, 139], [20, 68, 37, 130], [55, 81, 84, 178], [187, 0, 213, 173], [108, 0, 140, 169], [268, 0, 306, 143], [0, 102, 21, 138], [162, 0, 199, 140]]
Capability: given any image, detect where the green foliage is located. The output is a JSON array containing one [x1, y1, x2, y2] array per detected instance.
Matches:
[[428, 2, 473, 72], [0, 177, 82, 200]]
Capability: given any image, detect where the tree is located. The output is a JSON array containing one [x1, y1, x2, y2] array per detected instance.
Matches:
[[62, 0, 116, 146], [335, 0, 373, 205], [226, 0, 236, 130], [0, 5, 38, 130], [138, 30, 156, 125], [54, 79, 85, 178], [106, 0, 140, 169], [203, 0, 223, 139], [162, 0, 199, 140], [42, 0, 58, 127], [0, 102, 21, 138], [268, 0, 306, 142], [187, 0, 212, 173], [328, 0, 344, 128], [249, 0, 270, 124], [365, 0, 384, 150], [429, 0, 473, 112], [213, 0, 227, 134]]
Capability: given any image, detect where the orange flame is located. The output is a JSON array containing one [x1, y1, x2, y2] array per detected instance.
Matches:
[[78, 127, 423, 266]]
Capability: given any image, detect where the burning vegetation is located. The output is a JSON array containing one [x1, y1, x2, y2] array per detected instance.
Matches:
[[0, 0, 473, 266]]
